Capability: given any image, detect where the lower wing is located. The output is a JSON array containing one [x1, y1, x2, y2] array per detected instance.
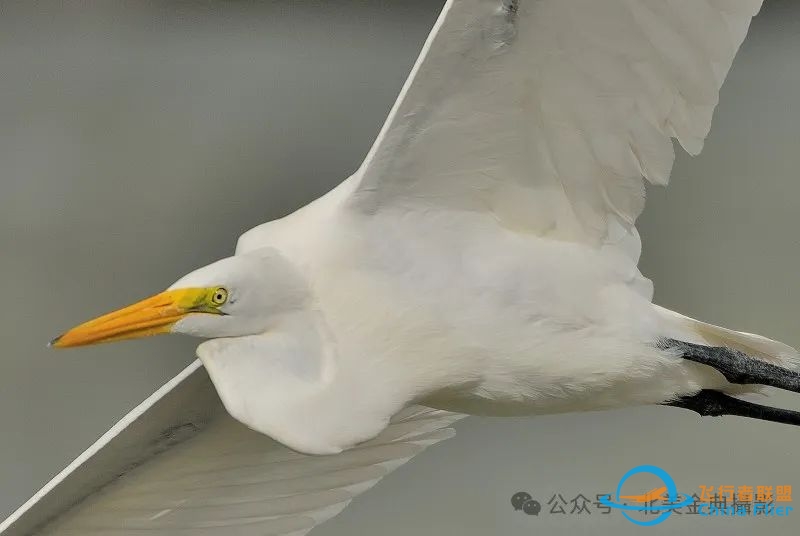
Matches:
[[0, 361, 464, 536]]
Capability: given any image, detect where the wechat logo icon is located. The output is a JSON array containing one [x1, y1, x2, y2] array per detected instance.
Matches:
[[511, 491, 541, 515]]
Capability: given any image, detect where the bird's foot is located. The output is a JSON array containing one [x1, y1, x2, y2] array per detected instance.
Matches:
[[659, 339, 800, 425], [664, 389, 800, 426], [661, 339, 800, 394]]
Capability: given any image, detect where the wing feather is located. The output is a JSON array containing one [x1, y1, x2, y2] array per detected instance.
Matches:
[[350, 0, 763, 247], [1, 364, 463, 536]]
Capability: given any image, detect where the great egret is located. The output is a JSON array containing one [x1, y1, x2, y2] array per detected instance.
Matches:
[[4, 0, 798, 534]]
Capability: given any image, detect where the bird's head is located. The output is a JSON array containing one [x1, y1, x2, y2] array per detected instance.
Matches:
[[50, 250, 309, 348]]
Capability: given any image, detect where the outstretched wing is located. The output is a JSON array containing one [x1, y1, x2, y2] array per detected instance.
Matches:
[[350, 0, 763, 246], [0, 362, 464, 536]]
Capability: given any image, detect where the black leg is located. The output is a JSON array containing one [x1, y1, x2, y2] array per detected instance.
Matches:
[[661, 339, 800, 394], [665, 389, 800, 426]]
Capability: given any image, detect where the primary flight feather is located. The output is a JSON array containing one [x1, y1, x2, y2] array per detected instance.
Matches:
[[9, 0, 800, 534]]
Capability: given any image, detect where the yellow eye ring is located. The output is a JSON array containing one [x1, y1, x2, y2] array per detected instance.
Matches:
[[210, 287, 228, 306]]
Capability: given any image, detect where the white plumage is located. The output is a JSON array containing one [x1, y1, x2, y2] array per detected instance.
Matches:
[[6, 0, 794, 534]]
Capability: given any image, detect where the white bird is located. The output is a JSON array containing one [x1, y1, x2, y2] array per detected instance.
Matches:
[[5, 0, 799, 534]]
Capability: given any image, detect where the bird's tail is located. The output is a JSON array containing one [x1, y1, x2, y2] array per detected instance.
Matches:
[[654, 305, 800, 371]]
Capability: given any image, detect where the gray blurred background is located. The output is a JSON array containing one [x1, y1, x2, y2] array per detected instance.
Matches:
[[1, 1, 799, 534]]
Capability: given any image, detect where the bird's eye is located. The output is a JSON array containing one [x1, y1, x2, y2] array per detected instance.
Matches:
[[210, 287, 228, 306]]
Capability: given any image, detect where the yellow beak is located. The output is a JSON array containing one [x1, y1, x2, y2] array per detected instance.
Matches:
[[50, 288, 211, 348]]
